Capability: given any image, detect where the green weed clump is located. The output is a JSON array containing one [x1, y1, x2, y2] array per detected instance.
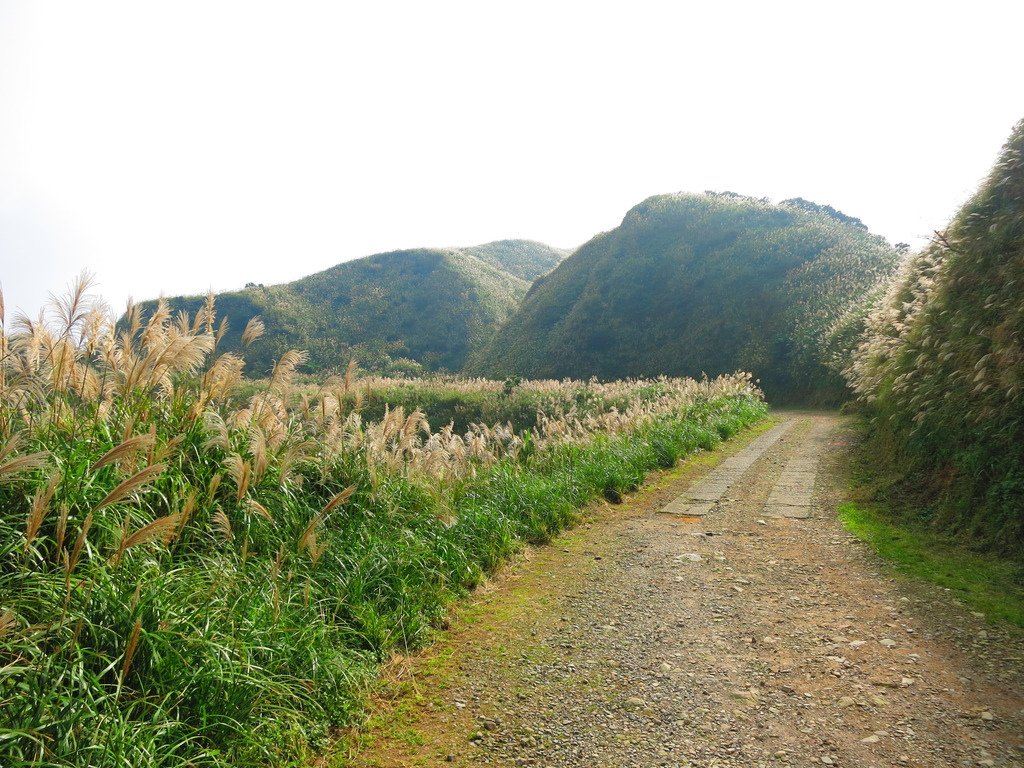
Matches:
[[846, 119, 1024, 559], [0, 281, 765, 767]]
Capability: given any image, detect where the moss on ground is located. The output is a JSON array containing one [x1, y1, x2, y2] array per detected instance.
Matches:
[[838, 501, 1024, 627]]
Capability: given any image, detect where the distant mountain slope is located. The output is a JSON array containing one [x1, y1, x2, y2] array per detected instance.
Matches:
[[846, 119, 1024, 556], [470, 192, 900, 402], [461, 239, 569, 281], [136, 245, 537, 375]]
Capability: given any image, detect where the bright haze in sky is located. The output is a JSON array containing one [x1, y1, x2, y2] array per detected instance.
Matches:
[[1, 1, 1022, 317]]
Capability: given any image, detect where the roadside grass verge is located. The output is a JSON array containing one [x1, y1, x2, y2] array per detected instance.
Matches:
[[838, 501, 1024, 627], [0, 284, 768, 767], [2, 393, 766, 767]]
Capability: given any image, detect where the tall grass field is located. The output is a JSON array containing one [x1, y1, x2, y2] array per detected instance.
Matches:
[[0, 281, 767, 767]]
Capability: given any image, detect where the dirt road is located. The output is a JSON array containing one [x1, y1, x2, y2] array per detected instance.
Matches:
[[348, 414, 1024, 768]]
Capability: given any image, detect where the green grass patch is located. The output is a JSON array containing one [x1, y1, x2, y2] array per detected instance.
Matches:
[[838, 501, 1024, 627]]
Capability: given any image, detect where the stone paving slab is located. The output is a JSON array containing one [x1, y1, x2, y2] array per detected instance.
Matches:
[[661, 499, 715, 517], [661, 419, 796, 516], [773, 475, 816, 484], [762, 503, 812, 519], [761, 418, 833, 520], [685, 486, 729, 502]]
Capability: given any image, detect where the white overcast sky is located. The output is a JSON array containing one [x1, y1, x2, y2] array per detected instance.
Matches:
[[1, 1, 1022, 317]]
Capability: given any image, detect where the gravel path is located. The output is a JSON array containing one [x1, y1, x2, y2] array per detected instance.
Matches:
[[350, 414, 1024, 768]]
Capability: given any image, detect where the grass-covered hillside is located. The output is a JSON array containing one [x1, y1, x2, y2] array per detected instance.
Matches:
[[135, 240, 565, 377], [470, 192, 900, 402], [846, 119, 1024, 558]]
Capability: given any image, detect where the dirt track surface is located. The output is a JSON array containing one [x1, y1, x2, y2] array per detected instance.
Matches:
[[348, 414, 1024, 768]]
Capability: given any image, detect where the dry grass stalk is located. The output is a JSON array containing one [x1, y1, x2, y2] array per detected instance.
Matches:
[[54, 503, 71, 563], [212, 508, 234, 541], [0, 609, 16, 639], [200, 353, 244, 405], [307, 534, 328, 565], [206, 474, 222, 504], [297, 485, 354, 562], [202, 412, 231, 451], [25, 469, 62, 551], [246, 499, 273, 521], [120, 618, 143, 683], [152, 434, 184, 464], [140, 299, 170, 353], [50, 271, 94, 338], [176, 490, 198, 536], [174, 309, 191, 335], [270, 543, 286, 580], [49, 337, 78, 394], [277, 441, 313, 485], [112, 513, 182, 565], [92, 434, 157, 472], [344, 358, 357, 393], [123, 300, 141, 340], [0, 434, 25, 464], [215, 317, 229, 346], [0, 451, 50, 481], [224, 454, 251, 501], [67, 512, 94, 577], [298, 513, 324, 556], [200, 292, 216, 333], [249, 428, 268, 483], [94, 463, 167, 511], [270, 350, 308, 392], [321, 484, 356, 516], [240, 317, 265, 347]]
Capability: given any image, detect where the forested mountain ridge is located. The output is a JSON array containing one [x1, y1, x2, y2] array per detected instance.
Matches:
[[460, 239, 569, 281], [134, 240, 565, 375], [470, 192, 901, 402]]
